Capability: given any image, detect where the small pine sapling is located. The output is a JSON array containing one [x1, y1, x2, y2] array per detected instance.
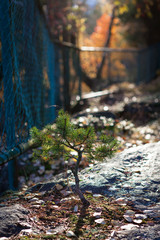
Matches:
[[31, 110, 119, 206]]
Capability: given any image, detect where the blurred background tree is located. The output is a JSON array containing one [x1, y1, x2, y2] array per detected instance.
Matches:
[[39, 0, 160, 47], [112, 0, 160, 47], [39, 0, 160, 91], [40, 0, 87, 46]]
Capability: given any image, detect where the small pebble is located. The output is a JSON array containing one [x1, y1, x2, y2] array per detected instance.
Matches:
[[74, 205, 78, 213], [135, 214, 147, 219], [124, 210, 135, 216], [115, 197, 127, 206], [20, 229, 33, 235], [30, 205, 41, 208], [111, 230, 116, 237], [93, 194, 103, 198], [28, 197, 39, 202], [66, 230, 76, 237], [133, 219, 143, 224], [120, 223, 139, 231], [93, 212, 102, 218], [95, 218, 106, 224], [60, 190, 72, 196], [123, 215, 133, 222], [55, 184, 63, 190]]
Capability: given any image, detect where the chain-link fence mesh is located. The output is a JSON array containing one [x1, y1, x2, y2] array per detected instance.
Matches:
[[0, 0, 61, 162]]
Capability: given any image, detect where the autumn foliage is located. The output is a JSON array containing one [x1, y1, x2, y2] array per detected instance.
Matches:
[[90, 13, 111, 47]]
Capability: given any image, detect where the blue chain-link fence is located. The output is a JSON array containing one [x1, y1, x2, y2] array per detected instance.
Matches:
[[0, 0, 61, 188]]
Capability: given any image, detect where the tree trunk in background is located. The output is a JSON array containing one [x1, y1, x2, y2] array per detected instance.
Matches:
[[80, 7, 117, 91], [96, 7, 116, 80]]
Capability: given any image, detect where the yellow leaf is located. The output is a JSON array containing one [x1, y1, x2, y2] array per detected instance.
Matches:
[[114, 0, 121, 6], [119, 5, 128, 15], [146, 11, 152, 18]]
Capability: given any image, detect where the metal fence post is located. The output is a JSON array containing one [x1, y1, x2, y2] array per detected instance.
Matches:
[[147, 47, 151, 83], [62, 46, 70, 111], [54, 48, 62, 108], [0, 0, 16, 190], [136, 50, 141, 85], [77, 49, 82, 100], [107, 52, 111, 85], [158, 43, 160, 68]]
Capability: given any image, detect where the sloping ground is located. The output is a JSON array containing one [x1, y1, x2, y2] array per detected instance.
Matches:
[[0, 142, 159, 239]]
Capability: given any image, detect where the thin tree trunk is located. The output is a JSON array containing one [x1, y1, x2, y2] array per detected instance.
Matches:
[[96, 7, 116, 80], [72, 151, 90, 206], [79, 7, 117, 91], [74, 171, 90, 206]]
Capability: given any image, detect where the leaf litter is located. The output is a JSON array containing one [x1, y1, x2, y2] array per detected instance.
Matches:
[[0, 186, 154, 240]]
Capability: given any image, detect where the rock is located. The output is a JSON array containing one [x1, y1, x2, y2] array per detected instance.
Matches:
[[115, 197, 127, 206], [143, 208, 160, 219], [28, 197, 39, 202], [28, 197, 45, 205], [66, 230, 76, 237], [0, 165, 9, 193], [73, 205, 78, 213], [30, 205, 41, 208], [120, 223, 139, 231], [95, 218, 106, 224], [117, 224, 160, 240], [93, 212, 102, 218], [75, 142, 160, 206], [133, 219, 143, 224], [123, 215, 133, 223], [55, 183, 63, 191], [110, 230, 116, 237], [135, 214, 147, 220], [60, 190, 72, 197], [27, 172, 71, 193], [46, 225, 67, 235], [0, 204, 30, 237], [26, 142, 160, 209], [20, 228, 33, 235], [52, 205, 59, 209], [124, 210, 135, 216], [93, 194, 103, 198], [26, 143, 160, 207]]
